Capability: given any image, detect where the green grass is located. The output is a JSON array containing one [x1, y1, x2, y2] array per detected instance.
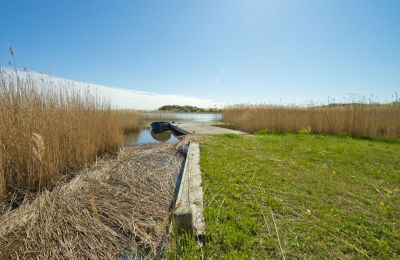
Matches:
[[175, 133, 400, 258]]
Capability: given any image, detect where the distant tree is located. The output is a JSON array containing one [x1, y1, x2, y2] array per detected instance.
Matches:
[[158, 105, 220, 112]]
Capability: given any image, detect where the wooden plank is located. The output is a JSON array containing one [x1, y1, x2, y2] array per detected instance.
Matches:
[[174, 142, 192, 235], [170, 124, 193, 135], [186, 142, 205, 237], [173, 142, 205, 238]]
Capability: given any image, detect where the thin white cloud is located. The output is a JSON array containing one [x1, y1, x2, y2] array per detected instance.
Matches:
[[2, 69, 222, 110], [215, 67, 224, 84]]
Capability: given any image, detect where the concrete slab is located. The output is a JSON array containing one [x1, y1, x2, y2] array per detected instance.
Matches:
[[173, 121, 246, 135]]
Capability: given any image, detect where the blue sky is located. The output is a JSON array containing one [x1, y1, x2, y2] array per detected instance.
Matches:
[[1, 0, 399, 105]]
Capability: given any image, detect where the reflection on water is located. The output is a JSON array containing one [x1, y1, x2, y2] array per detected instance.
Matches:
[[124, 128, 179, 145], [141, 112, 222, 122], [151, 130, 172, 142], [125, 113, 220, 145]]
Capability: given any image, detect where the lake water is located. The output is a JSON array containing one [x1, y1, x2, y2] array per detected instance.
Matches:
[[125, 112, 222, 145], [124, 127, 180, 145]]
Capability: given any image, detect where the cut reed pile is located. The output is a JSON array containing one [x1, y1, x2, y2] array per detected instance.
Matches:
[[0, 143, 184, 259], [0, 65, 142, 201], [223, 103, 400, 138]]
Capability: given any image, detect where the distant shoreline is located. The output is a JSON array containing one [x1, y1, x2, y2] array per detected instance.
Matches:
[[139, 110, 222, 114]]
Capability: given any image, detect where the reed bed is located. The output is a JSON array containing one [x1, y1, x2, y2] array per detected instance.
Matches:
[[0, 143, 185, 259], [0, 66, 142, 201], [116, 109, 144, 133], [223, 103, 400, 138]]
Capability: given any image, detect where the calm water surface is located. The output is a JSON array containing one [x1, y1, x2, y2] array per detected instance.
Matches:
[[124, 127, 179, 145], [125, 112, 222, 145]]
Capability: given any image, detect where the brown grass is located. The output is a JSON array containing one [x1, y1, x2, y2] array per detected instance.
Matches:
[[223, 103, 400, 138], [0, 63, 142, 200], [0, 143, 184, 258]]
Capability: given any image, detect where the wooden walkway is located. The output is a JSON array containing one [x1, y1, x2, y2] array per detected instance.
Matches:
[[174, 142, 205, 239], [172, 122, 245, 242]]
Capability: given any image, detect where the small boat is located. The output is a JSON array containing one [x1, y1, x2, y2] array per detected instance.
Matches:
[[169, 124, 192, 136], [151, 122, 171, 132]]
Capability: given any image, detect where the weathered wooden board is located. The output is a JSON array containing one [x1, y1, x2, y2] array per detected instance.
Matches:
[[174, 142, 205, 238]]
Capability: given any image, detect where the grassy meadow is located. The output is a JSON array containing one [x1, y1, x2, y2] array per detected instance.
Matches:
[[175, 134, 400, 258], [0, 67, 142, 201], [223, 103, 400, 138]]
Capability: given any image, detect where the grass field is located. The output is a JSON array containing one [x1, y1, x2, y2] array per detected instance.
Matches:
[[175, 133, 400, 258]]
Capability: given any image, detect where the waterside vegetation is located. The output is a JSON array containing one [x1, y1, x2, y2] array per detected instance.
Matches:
[[223, 102, 400, 138], [0, 59, 142, 201]]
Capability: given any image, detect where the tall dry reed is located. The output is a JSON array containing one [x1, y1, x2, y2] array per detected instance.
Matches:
[[115, 109, 143, 133], [0, 56, 142, 200], [223, 103, 400, 138]]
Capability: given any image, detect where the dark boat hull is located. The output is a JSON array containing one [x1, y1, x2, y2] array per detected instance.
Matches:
[[151, 122, 171, 132]]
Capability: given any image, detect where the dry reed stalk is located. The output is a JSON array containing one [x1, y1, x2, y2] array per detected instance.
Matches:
[[31, 133, 45, 162], [115, 109, 144, 133], [0, 153, 4, 201], [223, 103, 400, 138], [0, 143, 184, 259], [270, 208, 286, 260], [0, 59, 143, 201]]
